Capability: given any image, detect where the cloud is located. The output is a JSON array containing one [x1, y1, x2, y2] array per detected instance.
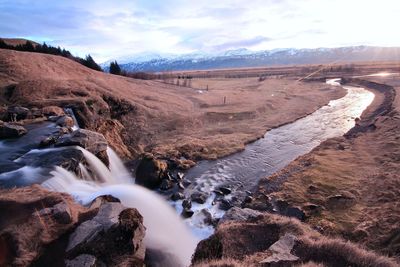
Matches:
[[0, 0, 399, 62]]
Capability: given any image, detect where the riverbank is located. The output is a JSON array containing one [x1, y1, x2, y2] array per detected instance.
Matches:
[[250, 75, 400, 258]]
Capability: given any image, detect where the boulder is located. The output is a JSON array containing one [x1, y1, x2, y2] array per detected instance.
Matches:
[[0, 185, 89, 266], [55, 129, 108, 164], [259, 233, 299, 265], [182, 199, 192, 210], [0, 122, 27, 139], [66, 203, 146, 266], [56, 115, 74, 128], [275, 200, 305, 221], [219, 186, 232, 195], [181, 209, 194, 218], [42, 106, 65, 117], [191, 192, 209, 204], [135, 154, 168, 189], [7, 106, 29, 121], [17, 147, 86, 174], [219, 207, 262, 225], [171, 192, 185, 201]]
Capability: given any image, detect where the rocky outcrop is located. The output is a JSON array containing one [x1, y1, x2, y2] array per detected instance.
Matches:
[[66, 203, 146, 267], [55, 129, 109, 165], [135, 154, 168, 189], [192, 211, 397, 267], [0, 122, 27, 139], [0, 186, 147, 267]]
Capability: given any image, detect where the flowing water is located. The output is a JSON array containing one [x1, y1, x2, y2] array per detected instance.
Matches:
[[0, 80, 375, 266]]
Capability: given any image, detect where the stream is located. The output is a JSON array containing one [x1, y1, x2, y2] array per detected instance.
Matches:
[[0, 78, 375, 266]]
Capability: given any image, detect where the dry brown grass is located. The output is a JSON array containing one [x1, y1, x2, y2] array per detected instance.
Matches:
[[192, 213, 398, 267], [0, 49, 344, 161], [252, 75, 400, 258]]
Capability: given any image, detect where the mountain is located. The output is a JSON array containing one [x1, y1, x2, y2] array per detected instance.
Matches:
[[101, 46, 400, 72]]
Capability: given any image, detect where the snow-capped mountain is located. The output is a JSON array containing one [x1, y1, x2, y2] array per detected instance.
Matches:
[[101, 46, 400, 72]]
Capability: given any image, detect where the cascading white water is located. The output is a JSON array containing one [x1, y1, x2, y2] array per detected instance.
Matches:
[[42, 147, 197, 267]]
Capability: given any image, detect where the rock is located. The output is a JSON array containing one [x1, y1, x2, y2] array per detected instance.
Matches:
[[213, 190, 224, 196], [177, 182, 185, 190], [0, 122, 27, 139], [219, 199, 233, 211], [65, 254, 105, 267], [55, 129, 108, 163], [160, 179, 173, 191], [302, 203, 324, 216], [219, 207, 262, 225], [219, 186, 232, 195], [42, 106, 65, 116], [243, 195, 253, 204], [182, 199, 192, 210], [67, 203, 146, 266], [275, 200, 306, 221], [38, 202, 72, 224], [0, 122, 27, 138], [0, 185, 89, 266], [199, 209, 214, 226], [171, 192, 185, 201], [30, 107, 42, 118], [181, 209, 194, 218], [191, 192, 209, 204], [7, 106, 29, 121], [135, 154, 168, 189], [56, 115, 74, 128], [259, 233, 299, 265], [39, 136, 57, 147], [17, 147, 86, 174], [89, 195, 121, 210]]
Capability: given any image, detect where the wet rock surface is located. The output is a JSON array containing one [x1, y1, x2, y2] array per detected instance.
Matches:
[[135, 154, 168, 189], [0, 122, 27, 139]]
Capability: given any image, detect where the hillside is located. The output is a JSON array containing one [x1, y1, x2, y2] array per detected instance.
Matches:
[[0, 37, 39, 47], [0, 49, 344, 164]]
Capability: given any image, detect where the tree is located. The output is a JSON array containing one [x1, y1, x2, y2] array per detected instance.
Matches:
[[81, 54, 102, 71], [109, 60, 121, 75]]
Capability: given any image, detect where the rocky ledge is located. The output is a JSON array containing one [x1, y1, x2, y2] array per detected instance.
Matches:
[[0, 185, 146, 267]]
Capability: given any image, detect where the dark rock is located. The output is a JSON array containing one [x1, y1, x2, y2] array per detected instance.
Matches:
[[56, 115, 75, 128], [65, 254, 105, 267], [177, 182, 185, 190], [181, 209, 194, 218], [42, 106, 65, 117], [219, 207, 262, 224], [67, 203, 146, 266], [160, 179, 173, 191], [213, 190, 224, 196], [7, 106, 29, 121], [55, 129, 108, 157], [17, 147, 86, 174], [39, 136, 57, 148], [0, 123, 27, 139], [182, 199, 192, 210], [171, 192, 185, 201], [276, 200, 305, 221], [219, 186, 232, 195], [191, 192, 208, 204], [219, 199, 233, 211], [30, 107, 42, 118], [199, 209, 214, 226], [38, 202, 72, 224], [302, 203, 324, 216], [243, 195, 253, 204], [135, 154, 168, 189]]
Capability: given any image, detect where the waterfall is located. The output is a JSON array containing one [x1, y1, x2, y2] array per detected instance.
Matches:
[[42, 147, 197, 267], [64, 108, 80, 131]]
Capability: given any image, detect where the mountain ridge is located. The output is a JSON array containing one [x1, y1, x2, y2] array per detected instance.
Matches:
[[101, 46, 400, 72]]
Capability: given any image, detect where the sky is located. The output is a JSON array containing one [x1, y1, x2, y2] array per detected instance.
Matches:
[[1, 0, 400, 62]]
